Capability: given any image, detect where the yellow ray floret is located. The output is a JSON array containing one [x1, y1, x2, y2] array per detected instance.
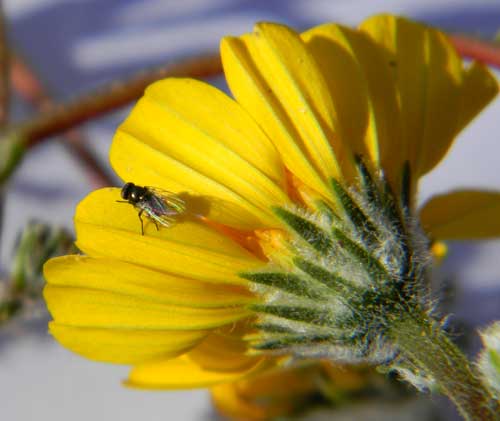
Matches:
[[188, 330, 261, 372], [125, 355, 271, 389], [302, 23, 401, 172], [111, 78, 289, 230], [75, 188, 263, 284], [221, 25, 344, 202], [44, 286, 249, 330], [45, 255, 255, 308], [48, 323, 208, 365], [360, 15, 498, 192], [420, 190, 500, 240]]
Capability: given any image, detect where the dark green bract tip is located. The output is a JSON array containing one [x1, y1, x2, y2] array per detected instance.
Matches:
[[273, 207, 333, 252], [240, 271, 324, 300], [246, 159, 430, 367]]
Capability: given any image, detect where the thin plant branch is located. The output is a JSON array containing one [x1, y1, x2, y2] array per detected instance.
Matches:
[[0, 0, 9, 128], [0, 52, 222, 185], [0, 0, 9, 257], [450, 34, 500, 69], [21, 53, 222, 148], [11, 54, 115, 187]]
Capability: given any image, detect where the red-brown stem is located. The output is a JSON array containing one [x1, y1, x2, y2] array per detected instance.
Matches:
[[20, 53, 222, 148], [59, 129, 115, 188], [11, 54, 115, 187], [10, 55, 47, 109], [450, 34, 500, 69], [0, 1, 9, 127]]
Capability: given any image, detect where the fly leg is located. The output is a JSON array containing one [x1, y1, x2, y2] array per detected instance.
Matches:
[[138, 209, 145, 235], [152, 220, 160, 231]]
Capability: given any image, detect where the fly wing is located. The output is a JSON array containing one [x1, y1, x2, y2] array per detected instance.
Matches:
[[135, 195, 177, 228], [145, 187, 186, 216]]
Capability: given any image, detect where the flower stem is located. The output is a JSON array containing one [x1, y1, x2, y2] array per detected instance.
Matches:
[[390, 313, 500, 420]]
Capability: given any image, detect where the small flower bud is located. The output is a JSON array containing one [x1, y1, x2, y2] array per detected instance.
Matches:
[[11, 220, 76, 294], [0, 221, 76, 324]]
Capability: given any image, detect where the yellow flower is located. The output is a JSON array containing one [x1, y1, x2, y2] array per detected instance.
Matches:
[[44, 14, 499, 390], [211, 361, 371, 420]]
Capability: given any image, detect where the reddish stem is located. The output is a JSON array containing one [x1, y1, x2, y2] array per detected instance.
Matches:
[[450, 34, 500, 69], [0, 2, 8, 128], [21, 54, 222, 148], [11, 55, 115, 187]]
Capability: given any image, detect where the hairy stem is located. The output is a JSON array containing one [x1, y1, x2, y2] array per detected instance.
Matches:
[[390, 313, 500, 420]]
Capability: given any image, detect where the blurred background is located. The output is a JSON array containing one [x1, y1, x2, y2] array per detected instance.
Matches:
[[0, 0, 499, 419]]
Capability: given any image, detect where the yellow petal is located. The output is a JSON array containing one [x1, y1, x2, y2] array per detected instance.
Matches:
[[210, 364, 327, 420], [75, 188, 262, 285], [111, 78, 289, 230], [49, 323, 207, 364], [221, 22, 346, 201], [125, 355, 269, 389], [44, 285, 250, 330], [45, 255, 255, 308], [302, 23, 400, 171], [420, 190, 500, 240], [361, 15, 467, 187], [188, 331, 259, 372], [456, 61, 499, 132], [211, 382, 271, 421]]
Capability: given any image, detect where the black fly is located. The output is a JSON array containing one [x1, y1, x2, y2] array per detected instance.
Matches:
[[118, 182, 185, 235]]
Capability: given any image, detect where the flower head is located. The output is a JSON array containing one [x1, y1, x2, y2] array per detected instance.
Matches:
[[44, 14, 499, 390]]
